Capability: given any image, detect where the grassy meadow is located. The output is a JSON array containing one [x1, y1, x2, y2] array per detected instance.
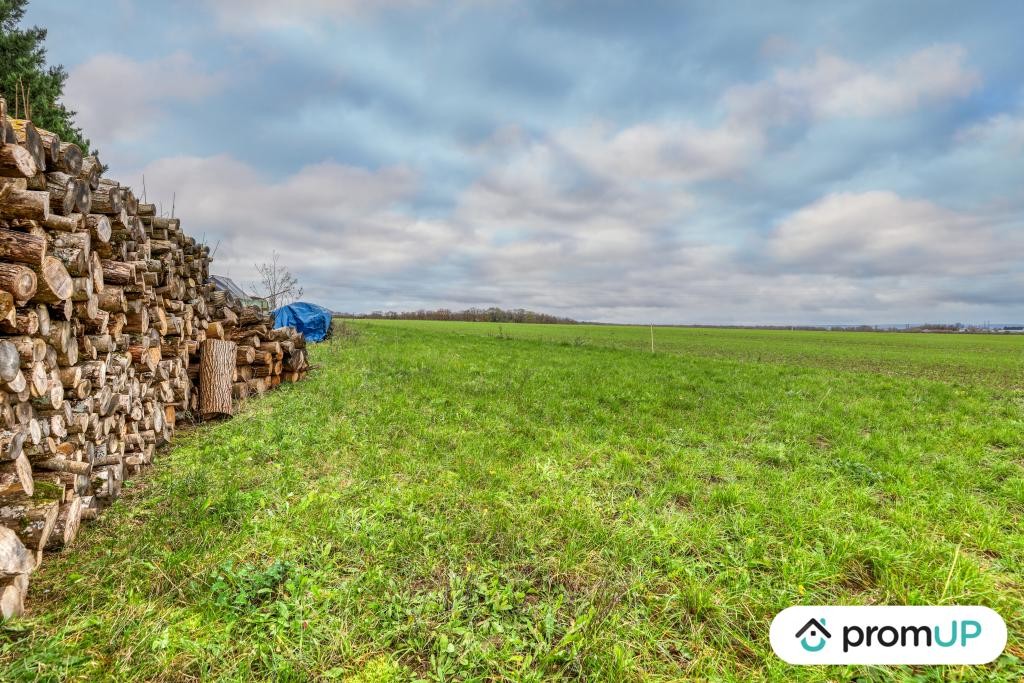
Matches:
[[1, 320, 1022, 681]]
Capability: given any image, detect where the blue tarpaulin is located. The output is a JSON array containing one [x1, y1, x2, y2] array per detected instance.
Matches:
[[272, 302, 333, 342]]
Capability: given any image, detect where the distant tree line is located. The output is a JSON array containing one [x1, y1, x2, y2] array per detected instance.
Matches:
[[342, 308, 579, 324], [669, 323, 1016, 334]]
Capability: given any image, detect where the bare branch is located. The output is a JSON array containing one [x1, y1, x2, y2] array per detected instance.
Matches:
[[249, 250, 303, 310]]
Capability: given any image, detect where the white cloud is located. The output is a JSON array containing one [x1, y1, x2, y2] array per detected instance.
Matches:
[[955, 112, 1024, 150], [454, 124, 704, 270], [415, 45, 990, 319], [554, 121, 762, 184], [203, 0, 425, 31], [767, 191, 1013, 277], [458, 116, 763, 238], [726, 45, 980, 124], [66, 52, 223, 145], [92, 37, 1015, 323], [136, 155, 462, 287], [439, 125, 757, 318]]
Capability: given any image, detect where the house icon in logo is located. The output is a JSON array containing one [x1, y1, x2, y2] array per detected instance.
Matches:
[[796, 618, 831, 652]]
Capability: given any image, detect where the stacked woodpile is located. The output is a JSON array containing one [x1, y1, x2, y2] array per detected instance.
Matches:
[[199, 292, 309, 406], [0, 99, 311, 618]]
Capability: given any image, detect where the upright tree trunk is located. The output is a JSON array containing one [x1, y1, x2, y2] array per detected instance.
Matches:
[[199, 339, 236, 417]]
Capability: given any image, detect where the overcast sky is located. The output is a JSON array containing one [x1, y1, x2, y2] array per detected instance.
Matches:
[[26, 1, 1024, 324]]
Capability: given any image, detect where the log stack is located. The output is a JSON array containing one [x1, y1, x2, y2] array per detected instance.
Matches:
[[0, 99, 311, 617], [198, 289, 309, 403]]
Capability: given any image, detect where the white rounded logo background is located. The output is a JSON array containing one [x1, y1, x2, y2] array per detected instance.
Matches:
[[770, 606, 1006, 665]]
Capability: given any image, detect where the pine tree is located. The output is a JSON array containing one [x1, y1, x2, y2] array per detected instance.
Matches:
[[0, 0, 90, 151]]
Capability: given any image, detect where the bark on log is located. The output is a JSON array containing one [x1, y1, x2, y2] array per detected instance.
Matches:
[[10, 336, 45, 366], [236, 345, 256, 364], [33, 453, 90, 474], [35, 304, 49, 336], [8, 120, 44, 169], [199, 339, 235, 417], [0, 310, 38, 335], [45, 172, 77, 215], [122, 189, 139, 216], [0, 292, 13, 326], [89, 186, 122, 215], [35, 128, 60, 167], [125, 306, 148, 334], [0, 144, 36, 178], [50, 232, 91, 277], [0, 228, 45, 266], [0, 177, 26, 194], [0, 490, 59, 551], [100, 259, 133, 285], [43, 212, 80, 232], [0, 189, 48, 221]]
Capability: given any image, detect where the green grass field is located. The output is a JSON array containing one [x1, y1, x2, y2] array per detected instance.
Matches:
[[2, 320, 1022, 681]]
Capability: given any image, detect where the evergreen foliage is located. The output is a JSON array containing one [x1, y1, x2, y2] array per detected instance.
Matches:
[[0, 0, 90, 151]]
